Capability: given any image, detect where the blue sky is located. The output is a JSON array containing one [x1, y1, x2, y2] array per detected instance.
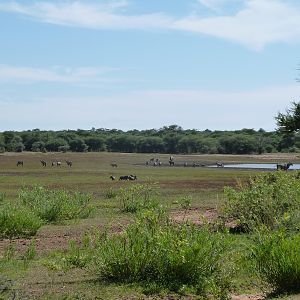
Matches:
[[0, 0, 300, 131]]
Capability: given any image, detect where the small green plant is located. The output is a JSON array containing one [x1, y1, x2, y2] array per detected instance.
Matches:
[[251, 229, 300, 294], [179, 195, 192, 222], [104, 187, 118, 199], [3, 242, 16, 261], [21, 240, 37, 265], [118, 183, 159, 213], [0, 192, 5, 203], [0, 204, 43, 239], [19, 186, 94, 223], [223, 172, 300, 232]]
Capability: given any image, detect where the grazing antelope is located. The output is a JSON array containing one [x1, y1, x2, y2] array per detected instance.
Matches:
[[110, 163, 118, 168], [128, 174, 137, 180], [16, 160, 23, 167], [169, 160, 175, 166], [66, 160, 72, 167], [216, 162, 224, 168], [110, 175, 116, 181], [40, 160, 47, 167], [276, 162, 293, 171]]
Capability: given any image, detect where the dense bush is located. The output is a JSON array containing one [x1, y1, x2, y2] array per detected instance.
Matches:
[[0, 205, 42, 238], [251, 230, 300, 294], [94, 209, 232, 297], [19, 186, 93, 223], [223, 172, 300, 232]]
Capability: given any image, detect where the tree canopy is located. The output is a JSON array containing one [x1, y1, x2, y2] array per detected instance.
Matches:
[[276, 102, 300, 133]]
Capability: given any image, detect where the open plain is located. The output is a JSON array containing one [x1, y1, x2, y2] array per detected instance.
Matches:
[[1, 152, 300, 300]]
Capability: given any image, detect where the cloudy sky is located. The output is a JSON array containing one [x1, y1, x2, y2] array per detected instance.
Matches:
[[1, 0, 300, 131]]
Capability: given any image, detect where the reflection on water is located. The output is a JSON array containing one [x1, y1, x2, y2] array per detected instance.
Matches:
[[210, 163, 300, 170]]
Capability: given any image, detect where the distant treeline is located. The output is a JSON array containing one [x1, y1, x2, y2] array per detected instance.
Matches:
[[0, 125, 299, 154]]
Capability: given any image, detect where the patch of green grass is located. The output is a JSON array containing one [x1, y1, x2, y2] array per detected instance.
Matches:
[[19, 186, 94, 223], [93, 209, 233, 298], [0, 204, 43, 238], [251, 230, 300, 295]]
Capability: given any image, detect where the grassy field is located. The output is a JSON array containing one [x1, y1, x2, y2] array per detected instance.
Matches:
[[1, 151, 300, 300]]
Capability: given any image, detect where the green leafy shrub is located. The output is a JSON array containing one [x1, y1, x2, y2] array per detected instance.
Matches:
[[94, 209, 232, 298], [19, 186, 93, 223], [0, 205, 42, 238], [118, 183, 159, 213], [223, 172, 300, 232], [104, 187, 118, 199], [251, 230, 300, 294]]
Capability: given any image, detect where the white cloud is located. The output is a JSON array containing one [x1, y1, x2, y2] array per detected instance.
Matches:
[[175, 0, 300, 50], [1, 84, 299, 131], [0, 65, 118, 84], [1, 1, 300, 49], [0, 1, 172, 30]]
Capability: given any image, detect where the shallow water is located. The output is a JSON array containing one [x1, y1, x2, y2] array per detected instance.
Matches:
[[210, 163, 300, 170]]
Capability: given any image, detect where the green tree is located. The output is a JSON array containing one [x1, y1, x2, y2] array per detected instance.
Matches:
[[69, 138, 88, 152], [276, 101, 300, 132], [46, 138, 69, 152], [84, 136, 106, 151]]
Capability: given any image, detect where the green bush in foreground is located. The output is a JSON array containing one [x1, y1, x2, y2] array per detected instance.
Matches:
[[0, 205, 42, 238], [94, 209, 232, 298], [19, 186, 93, 223], [251, 230, 300, 294], [118, 183, 160, 213], [223, 172, 300, 232]]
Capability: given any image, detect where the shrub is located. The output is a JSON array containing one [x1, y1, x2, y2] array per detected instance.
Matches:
[[19, 186, 93, 223], [0, 205, 42, 238], [118, 183, 159, 213], [94, 209, 232, 298], [223, 172, 300, 232], [104, 187, 118, 199], [251, 230, 300, 294]]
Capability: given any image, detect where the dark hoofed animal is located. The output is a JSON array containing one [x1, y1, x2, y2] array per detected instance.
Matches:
[[276, 162, 293, 171], [40, 160, 47, 167], [110, 175, 116, 181], [169, 160, 175, 166], [216, 162, 224, 168], [110, 163, 118, 168], [66, 160, 72, 167], [16, 161, 23, 167], [119, 174, 137, 181]]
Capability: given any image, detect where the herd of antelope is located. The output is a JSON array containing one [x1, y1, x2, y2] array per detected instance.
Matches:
[[16, 160, 73, 167]]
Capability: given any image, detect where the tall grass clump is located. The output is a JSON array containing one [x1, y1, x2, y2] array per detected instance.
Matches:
[[94, 209, 232, 298], [0, 192, 5, 203], [0, 205, 42, 238], [223, 172, 300, 232], [118, 183, 159, 213], [251, 229, 300, 294], [19, 186, 93, 223]]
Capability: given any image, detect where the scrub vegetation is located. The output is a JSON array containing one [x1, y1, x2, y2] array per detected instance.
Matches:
[[0, 151, 300, 299]]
